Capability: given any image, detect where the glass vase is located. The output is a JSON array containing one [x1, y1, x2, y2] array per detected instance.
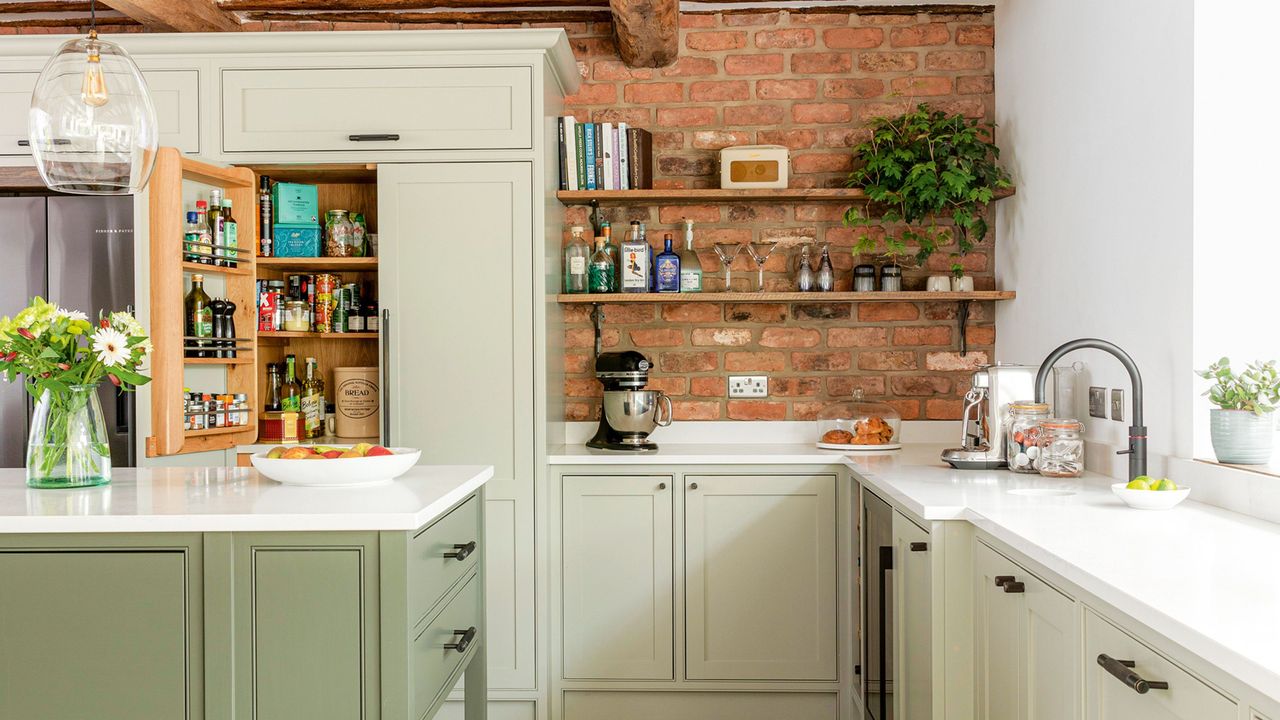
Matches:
[[26, 385, 112, 489]]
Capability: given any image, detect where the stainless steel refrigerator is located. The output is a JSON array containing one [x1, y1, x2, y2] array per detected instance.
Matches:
[[0, 196, 135, 468]]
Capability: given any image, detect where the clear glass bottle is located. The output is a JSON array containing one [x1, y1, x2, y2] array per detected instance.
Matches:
[[679, 219, 702, 293], [588, 237, 615, 293], [816, 244, 835, 292], [600, 221, 620, 290], [280, 354, 302, 413], [207, 189, 224, 267], [221, 198, 238, 269], [655, 234, 680, 293], [795, 244, 816, 292], [564, 226, 590, 294], [1006, 401, 1052, 473], [351, 213, 368, 257], [1035, 419, 1085, 477], [301, 357, 325, 439], [620, 221, 650, 293], [183, 211, 202, 263], [194, 200, 213, 265], [265, 363, 283, 412]]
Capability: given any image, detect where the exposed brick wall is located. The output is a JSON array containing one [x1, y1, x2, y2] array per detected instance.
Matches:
[[559, 9, 998, 422]]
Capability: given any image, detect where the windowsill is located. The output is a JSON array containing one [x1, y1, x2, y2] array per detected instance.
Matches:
[[1169, 457, 1280, 527], [1192, 457, 1280, 479]]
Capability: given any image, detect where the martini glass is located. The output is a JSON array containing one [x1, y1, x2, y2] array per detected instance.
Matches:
[[746, 243, 778, 292], [712, 243, 744, 291]]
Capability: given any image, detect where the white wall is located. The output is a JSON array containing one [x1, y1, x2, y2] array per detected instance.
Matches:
[[993, 0, 1195, 475]]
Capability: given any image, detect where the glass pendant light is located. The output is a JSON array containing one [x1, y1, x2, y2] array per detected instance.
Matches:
[[28, 0, 158, 195]]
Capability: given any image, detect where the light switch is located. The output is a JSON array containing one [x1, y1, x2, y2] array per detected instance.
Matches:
[[1088, 387, 1107, 419], [1111, 389, 1125, 421]]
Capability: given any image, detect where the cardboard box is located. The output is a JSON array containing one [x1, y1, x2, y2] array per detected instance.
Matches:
[[273, 224, 321, 257], [272, 182, 319, 225]]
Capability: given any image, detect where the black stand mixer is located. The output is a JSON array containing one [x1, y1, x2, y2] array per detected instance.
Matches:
[[587, 351, 673, 451]]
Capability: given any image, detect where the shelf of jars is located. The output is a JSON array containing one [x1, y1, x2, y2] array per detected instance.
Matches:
[[555, 290, 1016, 304], [556, 186, 1017, 206], [258, 331, 378, 340], [181, 260, 254, 277], [256, 257, 378, 272]]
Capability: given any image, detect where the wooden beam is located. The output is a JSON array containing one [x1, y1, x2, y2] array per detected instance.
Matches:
[[244, 9, 611, 23], [221, 0, 606, 9], [0, 0, 92, 11], [0, 15, 138, 26], [102, 0, 241, 31], [609, 0, 677, 68], [683, 2, 993, 13]]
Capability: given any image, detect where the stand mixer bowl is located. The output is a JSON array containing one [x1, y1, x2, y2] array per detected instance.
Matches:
[[602, 390, 673, 439]]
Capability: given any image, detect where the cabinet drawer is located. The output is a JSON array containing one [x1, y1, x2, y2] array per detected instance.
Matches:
[[221, 66, 532, 153], [0, 73, 38, 156], [1084, 608, 1235, 719], [409, 494, 480, 621], [564, 691, 837, 720], [143, 69, 201, 154], [412, 571, 481, 720]]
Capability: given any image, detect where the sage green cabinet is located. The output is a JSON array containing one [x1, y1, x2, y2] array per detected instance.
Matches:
[[892, 511, 932, 720]]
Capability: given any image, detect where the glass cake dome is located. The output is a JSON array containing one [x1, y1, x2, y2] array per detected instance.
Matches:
[[815, 389, 902, 449]]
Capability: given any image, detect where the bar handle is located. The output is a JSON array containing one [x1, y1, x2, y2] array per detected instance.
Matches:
[[1003, 581, 1025, 593], [381, 308, 391, 445], [994, 575, 1015, 587], [910, 541, 928, 552], [1097, 654, 1169, 694], [348, 133, 401, 142], [445, 626, 477, 654], [443, 541, 476, 562]]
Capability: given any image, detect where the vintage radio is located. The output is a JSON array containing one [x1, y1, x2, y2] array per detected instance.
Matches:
[[719, 145, 789, 189]]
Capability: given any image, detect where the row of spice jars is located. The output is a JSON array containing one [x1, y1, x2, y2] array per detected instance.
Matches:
[[184, 392, 251, 431], [1006, 401, 1085, 477]]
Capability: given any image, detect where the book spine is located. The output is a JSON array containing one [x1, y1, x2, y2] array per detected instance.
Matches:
[[557, 117, 568, 191], [601, 122, 614, 191], [574, 123, 586, 191], [583, 122, 597, 190], [564, 117, 578, 191], [617, 122, 629, 191], [611, 124, 622, 190], [627, 129, 640, 189], [636, 129, 654, 189], [593, 123, 604, 191]]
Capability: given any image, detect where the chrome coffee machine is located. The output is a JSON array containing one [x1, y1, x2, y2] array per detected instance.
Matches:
[[942, 363, 1039, 469], [587, 351, 673, 452]]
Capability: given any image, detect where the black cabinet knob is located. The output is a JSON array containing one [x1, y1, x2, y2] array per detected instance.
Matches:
[[909, 541, 928, 552], [658, 482, 666, 490], [994, 575, 1015, 586], [1002, 581, 1025, 593], [689, 482, 698, 490]]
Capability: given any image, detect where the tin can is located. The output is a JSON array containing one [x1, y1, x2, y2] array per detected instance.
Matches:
[[333, 287, 349, 333], [258, 288, 278, 332], [313, 274, 340, 333]]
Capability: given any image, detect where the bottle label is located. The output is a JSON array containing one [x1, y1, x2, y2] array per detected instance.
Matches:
[[193, 308, 212, 338], [656, 257, 680, 292], [301, 393, 321, 432], [680, 269, 702, 292], [282, 395, 300, 412], [225, 221, 237, 254], [620, 242, 649, 290], [569, 256, 586, 275]]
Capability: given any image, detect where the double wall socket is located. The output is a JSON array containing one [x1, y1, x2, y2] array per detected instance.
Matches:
[[1088, 386, 1127, 421], [729, 376, 768, 398]]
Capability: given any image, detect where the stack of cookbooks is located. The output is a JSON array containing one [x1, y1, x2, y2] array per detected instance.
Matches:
[[557, 117, 654, 191]]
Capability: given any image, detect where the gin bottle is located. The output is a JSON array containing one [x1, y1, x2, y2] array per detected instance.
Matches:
[[655, 234, 680, 293], [563, 226, 590, 294], [589, 237, 615, 293], [678, 219, 702, 293]]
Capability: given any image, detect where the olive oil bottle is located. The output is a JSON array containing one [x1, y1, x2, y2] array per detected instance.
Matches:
[[301, 357, 326, 439], [281, 354, 302, 413], [184, 274, 212, 359]]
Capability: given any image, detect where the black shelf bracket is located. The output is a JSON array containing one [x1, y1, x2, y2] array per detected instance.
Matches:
[[958, 299, 971, 357], [589, 198, 601, 232], [592, 302, 604, 358]]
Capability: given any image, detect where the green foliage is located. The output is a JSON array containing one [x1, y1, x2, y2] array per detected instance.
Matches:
[[1196, 358, 1280, 415], [843, 103, 1011, 272]]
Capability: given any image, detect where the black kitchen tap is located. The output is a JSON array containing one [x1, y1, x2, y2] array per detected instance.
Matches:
[[1034, 338, 1147, 481]]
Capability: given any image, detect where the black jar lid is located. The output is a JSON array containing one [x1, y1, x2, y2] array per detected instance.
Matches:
[[881, 264, 902, 277], [853, 264, 877, 277]]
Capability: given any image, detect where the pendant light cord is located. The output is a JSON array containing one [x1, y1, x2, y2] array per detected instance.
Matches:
[[89, 0, 96, 39]]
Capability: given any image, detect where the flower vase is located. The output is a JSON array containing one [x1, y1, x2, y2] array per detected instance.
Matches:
[[26, 385, 112, 489]]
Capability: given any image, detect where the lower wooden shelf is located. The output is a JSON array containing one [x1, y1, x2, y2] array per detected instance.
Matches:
[[258, 331, 379, 340], [555, 290, 1015, 303], [184, 356, 255, 365], [184, 425, 254, 439]]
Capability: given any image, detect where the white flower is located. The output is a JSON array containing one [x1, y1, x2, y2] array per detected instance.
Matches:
[[54, 307, 88, 322], [91, 327, 130, 367]]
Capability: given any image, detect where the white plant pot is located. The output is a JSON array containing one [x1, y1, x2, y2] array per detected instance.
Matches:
[[926, 276, 951, 292], [951, 275, 974, 292], [1209, 408, 1276, 465]]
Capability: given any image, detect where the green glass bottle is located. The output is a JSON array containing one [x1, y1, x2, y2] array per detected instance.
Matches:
[[184, 274, 212, 359], [281, 354, 302, 413]]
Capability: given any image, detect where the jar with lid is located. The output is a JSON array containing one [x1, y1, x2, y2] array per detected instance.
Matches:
[[853, 264, 877, 292], [815, 389, 902, 449], [283, 300, 310, 332], [1035, 419, 1085, 477], [880, 264, 902, 292], [1006, 401, 1051, 473], [324, 210, 357, 257]]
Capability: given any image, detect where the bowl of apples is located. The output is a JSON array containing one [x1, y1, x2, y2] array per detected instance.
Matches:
[[250, 443, 421, 487], [1111, 476, 1190, 510]]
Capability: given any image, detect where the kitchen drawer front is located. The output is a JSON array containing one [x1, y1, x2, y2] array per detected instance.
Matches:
[[412, 570, 481, 720], [409, 494, 480, 622], [221, 66, 532, 153], [1084, 608, 1235, 720], [0, 73, 38, 156], [563, 691, 837, 720]]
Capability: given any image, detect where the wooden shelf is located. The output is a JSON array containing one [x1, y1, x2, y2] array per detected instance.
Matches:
[[241, 163, 377, 185], [182, 261, 254, 277], [556, 291, 1016, 304], [184, 356, 256, 365], [557, 187, 1016, 206], [258, 331, 379, 340], [256, 257, 378, 272], [185, 424, 254, 439]]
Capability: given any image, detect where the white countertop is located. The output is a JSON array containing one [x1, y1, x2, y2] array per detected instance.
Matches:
[[551, 441, 1280, 702], [0, 464, 492, 533]]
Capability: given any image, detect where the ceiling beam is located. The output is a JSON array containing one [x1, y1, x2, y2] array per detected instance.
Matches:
[[610, 0, 677, 68], [244, 8, 611, 24], [102, 0, 241, 31], [221, 0, 606, 9]]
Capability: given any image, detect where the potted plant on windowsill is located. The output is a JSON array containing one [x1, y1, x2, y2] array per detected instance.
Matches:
[[843, 103, 1011, 290], [1197, 358, 1279, 465]]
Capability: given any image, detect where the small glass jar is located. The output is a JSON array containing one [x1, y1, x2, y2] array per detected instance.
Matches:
[[880, 264, 902, 292], [325, 209, 357, 257], [1006, 401, 1051, 473], [283, 300, 310, 332], [853, 264, 877, 292], [1035, 419, 1085, 477]]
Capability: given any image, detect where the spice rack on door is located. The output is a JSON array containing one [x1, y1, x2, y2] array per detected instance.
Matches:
[[146, 148, 260, 457]]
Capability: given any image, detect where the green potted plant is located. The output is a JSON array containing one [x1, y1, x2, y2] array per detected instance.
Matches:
[[1196, 358, 1279, 464], [844, 103, 1011, 287]]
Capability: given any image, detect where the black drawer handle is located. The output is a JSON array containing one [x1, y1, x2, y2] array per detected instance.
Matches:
[[910, 541, 928, 552], [348, 133, 400, 142], [994, 575, 1015, 587], [1003, 581, 1025, 593], [18, 139, 70, 147], [445, 626, 477, 654], [658, 482, 666, 490], [443, 541, 476, 562], [1097, 654, 1169, 694]]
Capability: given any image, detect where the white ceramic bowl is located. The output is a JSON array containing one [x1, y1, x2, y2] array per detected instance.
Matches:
[[1110, 482, 1191, 510], [250, 447, 421, 487]]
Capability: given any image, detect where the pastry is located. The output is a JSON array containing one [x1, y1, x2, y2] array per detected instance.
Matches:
[[821, 429, 855, 445]]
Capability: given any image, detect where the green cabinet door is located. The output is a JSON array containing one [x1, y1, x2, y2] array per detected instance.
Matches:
[[0, 550, 193, 720]]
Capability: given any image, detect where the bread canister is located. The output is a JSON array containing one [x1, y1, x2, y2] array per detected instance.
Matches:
[[333, 366, 380, 438]]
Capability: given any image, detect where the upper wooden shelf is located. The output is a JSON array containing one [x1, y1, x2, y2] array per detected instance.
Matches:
[[557, 187, 1016, 206], [239, 163, 377, 185], [556, 291, 1015, 304], [257, 257, 378, 272]]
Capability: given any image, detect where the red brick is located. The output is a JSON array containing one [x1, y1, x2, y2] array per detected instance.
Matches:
[[966, 325, 996, 346], [686, 31, 747, 51], [889, 23, 950, 47], [858, 351, 918, 371], [663, 303, 721, 323], [727, 204, 787, 223], [760, 327, 821, 348], [858, 101, 912, 121], [726, 351, 787, 372], [660, 351, 719, 373], [691, 328, 753, 346], [695, 228, 753, 249], [770, 377, 823, 397], [657, 106, 717, 127], [791, 301, 852, 319], [565, 353, 592, 374], [793, 103, 853, 124], [829, 327, 888, 347], [893, 326, 953, 346], [755, 28, 815, 48], [957, 75, 995, 95], [756, 128, 818, 149], [828, 376, 887, 397], [791, 52, 852, 74], [890, 76, 953, 96], [823, 78, 884, 99], [658, 156, 716, 176], [566, 327, 619, 348], [647, 377, 688, 396], [680, 13, 717, 28], [564, 378, 602, 398], [926, 398, 964, 419], [727, 400, 787, 420], [659, 204, 721, 223], [925, 351, 989, 372], [593, 59, 650, 81], [793, 351, 853, 371], [956, 25, 995, 47], [931, 98, 988, 119], [660, 56, 718, 77], [624, 82, 684, 104], [925, 50, 987, 70], [725, 105, 785, 126], [565, 83, 617, 106], [891, 376, 952, 396], [793, 153, 854, 174], [653, 131, 685, 150], [926, 251, 988, 273], [601, 304, 655, 323], [887, 399, 922, 420], [672, 400, 721, 420], [690, 80, 751, 102], [592, 107, 652, 125], [791, 12, 851, 26], [860, 14, 915, 25], [629, 328, 686, 347], [690, 377, 727, 397], [793, 401, 838, 421], [859, 52, 918, 72], [570, 36, 618, 58], [859, 303, 919, 321], [725, 53, 785, 75], [823, 27, 884, 49], [565, 402, 594, 421], [756, 79, 818, 100], [724, 11, 780, 26], [821, 127, 873, 147]]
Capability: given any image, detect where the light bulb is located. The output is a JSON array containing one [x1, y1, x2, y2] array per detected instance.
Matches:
[[81, 50, 108, 107]]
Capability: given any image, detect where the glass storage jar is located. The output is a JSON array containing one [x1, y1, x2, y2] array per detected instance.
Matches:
[[1035, 419, 1085, 478], [816, 390, 902, 449], [1006, 401, 1051, 473], [324, 210, 357, 257], [282, 300, 310, 332]]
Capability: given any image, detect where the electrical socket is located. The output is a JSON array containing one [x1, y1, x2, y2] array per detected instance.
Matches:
[[1088, 387, 1107, 419], [729, 375, 768, 398], [1111, 389, 1125, 422]]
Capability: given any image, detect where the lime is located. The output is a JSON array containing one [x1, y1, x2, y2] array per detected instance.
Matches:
[[1154, 479, 1178, 491], [1125, 478, 1152, 491]]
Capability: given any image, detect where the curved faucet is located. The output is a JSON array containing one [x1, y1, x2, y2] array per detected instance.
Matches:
[[1033, 338, 1146, 481]]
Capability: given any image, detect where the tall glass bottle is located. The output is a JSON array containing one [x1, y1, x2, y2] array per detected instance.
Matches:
[[207, 189, 224, 268], [588, 237, 615, 293], [301, 357, 325, 439], [184, 274, 212, 359], [655, 234, 680, 293], [563, 226, 590, 294], [264, 363, 283, 412], [221, 198, 238, 269], [194, 200, 213, 265], [280, 354, 302, 413], [816, 244, 835, 292], [600, 221, 620, 289], [183, 211, 202, 263], [258, 175, 273, 257], [679, 219, 702, 293]]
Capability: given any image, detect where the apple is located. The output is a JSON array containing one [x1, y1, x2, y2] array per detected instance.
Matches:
[[266, 447, 286, 459], [322, 450, 343, 459], [350, 443, 375, 457], [282, 446, 316, 460], [366, 445, 393, 457], [339, 449, 363, 458]]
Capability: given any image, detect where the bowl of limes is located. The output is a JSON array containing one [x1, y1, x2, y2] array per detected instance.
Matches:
[[1111, 476, 1190, 510]]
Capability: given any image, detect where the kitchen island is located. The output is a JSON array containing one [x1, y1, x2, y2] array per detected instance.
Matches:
[[0, 464, 493, 720]]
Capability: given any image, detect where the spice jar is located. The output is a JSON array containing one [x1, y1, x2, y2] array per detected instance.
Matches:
[[324, 210, 357, 257], [283, 300, 310, 332], [1006, 401, 1051, 473], [1035, 419, 1085, 478]]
